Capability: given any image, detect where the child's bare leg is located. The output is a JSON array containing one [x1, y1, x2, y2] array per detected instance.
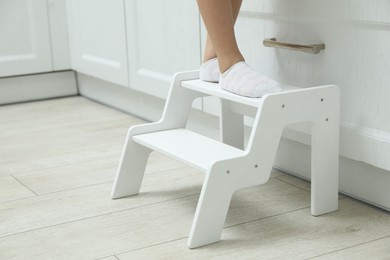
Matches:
[[202, 0, 243, 63], [197, 0, 244, 72], [203, 35, 216, 62], [197, 0, 281, 97]]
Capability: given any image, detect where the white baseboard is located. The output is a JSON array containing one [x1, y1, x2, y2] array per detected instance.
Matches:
[[77, 73, 165, 122], [76, 74, 390, 212], [340, 122, 390, 172], [0, 71, 78, 105]]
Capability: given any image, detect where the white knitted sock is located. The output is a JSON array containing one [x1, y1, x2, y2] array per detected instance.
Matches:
[[220, 62, 281, 98], [199, 58, 220, 83]]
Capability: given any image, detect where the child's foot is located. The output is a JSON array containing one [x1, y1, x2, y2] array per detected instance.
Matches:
[[219, 62, 281, 98], [199, 58, 220, 83]]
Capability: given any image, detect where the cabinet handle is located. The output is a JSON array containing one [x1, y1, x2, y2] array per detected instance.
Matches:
[[263, 38, 325, 54]]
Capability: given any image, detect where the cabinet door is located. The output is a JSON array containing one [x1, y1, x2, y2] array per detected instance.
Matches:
[[125, 0, 201, 98], [0, 0, 52, 77], [67, 0, 129, 86]]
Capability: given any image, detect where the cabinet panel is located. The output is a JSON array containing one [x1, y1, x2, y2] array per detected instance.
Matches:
[[125, 0, 201, 98], [47, 0, 71, 70], [0, 0, 52, 77], [67, 0, 128, 86]]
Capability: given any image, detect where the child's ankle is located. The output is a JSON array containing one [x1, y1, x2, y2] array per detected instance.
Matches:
[[219, 57, 245, 73]]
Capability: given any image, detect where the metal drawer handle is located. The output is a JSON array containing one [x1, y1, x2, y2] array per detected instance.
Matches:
[[263, 38, 325, 54]]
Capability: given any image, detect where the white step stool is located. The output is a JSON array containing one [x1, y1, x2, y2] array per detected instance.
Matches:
[[111, 70, 340, 248]]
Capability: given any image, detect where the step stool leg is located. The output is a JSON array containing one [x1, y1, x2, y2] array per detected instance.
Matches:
[[311, 120, 339, 216], [220, 100, 245, 149], [187, 170, 234, 248], [111, 136, 152, 199]]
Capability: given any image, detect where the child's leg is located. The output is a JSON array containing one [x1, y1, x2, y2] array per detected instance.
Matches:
[[197, 0, 281, 97], [197, 0, 244, 72], [200, 0, 243, 83], [203, 35, 217, 62], [202, 0, 243, 63]]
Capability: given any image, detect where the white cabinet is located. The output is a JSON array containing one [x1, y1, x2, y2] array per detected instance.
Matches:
[[67, 0, 201, 97], [125, 0, 201, 98], [0, 0, 52, 77], [67, 0, 129, 86], [0, 0, 71, 78], [0, 0, 74, 105]]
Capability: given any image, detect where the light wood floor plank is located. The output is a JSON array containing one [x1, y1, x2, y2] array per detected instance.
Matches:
[[276, 174, 346, 199], [0, 97, 143, 177], [115, 199, 390, 260], [0, 175, 36, 203], [13, 151, 185, 195], [13, 157, 122, 195], [276, 174, 311, 192], [0, 126, 128, 174], [0, 195, 198, 260], [0, 178, 314, 259], [97, 257, 119, 260], [311, 236, 390, 260], [0, 143, 121, 176], [0, 167, 203, 238], [225, 178, 310, 227], [0, 97, 130, 125]]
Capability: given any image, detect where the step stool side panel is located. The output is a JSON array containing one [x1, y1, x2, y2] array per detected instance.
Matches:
[[188, 163, 238, 248], [243, 97, 286, 187], [311, 120, 340, 215], [245, 86, 340, 214], [311, 87, 340, 215], [111, 71, 203, 199], [188, 152, 270, 248], [111, 137, 152, 199], [159, 70, 205, 129]]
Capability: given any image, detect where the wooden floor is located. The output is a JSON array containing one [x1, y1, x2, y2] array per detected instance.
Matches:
[[0, 96, 389, 260]]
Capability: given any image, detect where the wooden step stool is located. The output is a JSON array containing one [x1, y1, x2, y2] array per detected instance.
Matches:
[[111, 70, 340, 248]]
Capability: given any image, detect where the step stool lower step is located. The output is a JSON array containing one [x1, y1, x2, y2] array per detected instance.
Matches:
[[133, 128, 245, 173]]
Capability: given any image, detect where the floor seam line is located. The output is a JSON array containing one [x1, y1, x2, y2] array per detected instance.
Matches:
[[274, 176, 311, 193], [1, 165, 192, 200], [0, 193, 199, 240], [303, 234, 390, 260], [11, 175, 38, 196], [112, 236, 188, 257], [224, 205, 311, 229]]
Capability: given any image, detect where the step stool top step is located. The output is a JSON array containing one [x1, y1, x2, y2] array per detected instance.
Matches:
[[133, 129, 245, 173], [181, 79, 300, 107]]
